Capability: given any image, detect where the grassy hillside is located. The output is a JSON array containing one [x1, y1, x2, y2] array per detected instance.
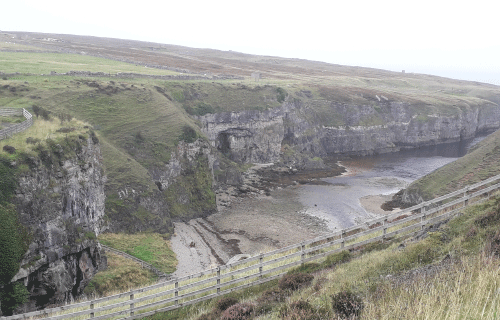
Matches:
[[1, 41, 499, 232], [393, 128, 500, 204], [1, 34, 500, 278], [144, 193, 500, 320]]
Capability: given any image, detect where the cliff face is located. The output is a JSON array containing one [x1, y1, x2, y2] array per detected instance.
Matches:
[[106, 139, 217, 233], [198, 99, 500, 164], [6, 137, 107, 314]]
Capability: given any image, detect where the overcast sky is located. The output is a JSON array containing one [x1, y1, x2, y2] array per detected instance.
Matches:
[[3, 0, 499, 85]]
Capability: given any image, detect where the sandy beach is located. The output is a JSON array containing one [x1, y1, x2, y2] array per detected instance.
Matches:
[[359, 193, 401, 216]]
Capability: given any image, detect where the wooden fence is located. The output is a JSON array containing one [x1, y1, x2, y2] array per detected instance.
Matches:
[[0, 108, 33, 140], [4, 172, 500, 320]]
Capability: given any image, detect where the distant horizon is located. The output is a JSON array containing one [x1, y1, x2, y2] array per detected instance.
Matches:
[[2, 0, 498, 86], [3, 29, 498, 87]]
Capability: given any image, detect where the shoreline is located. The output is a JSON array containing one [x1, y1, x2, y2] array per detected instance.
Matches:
[[170, 186, 332, 277], [359, 193, 401, 216], [171, 161, 399, 277]]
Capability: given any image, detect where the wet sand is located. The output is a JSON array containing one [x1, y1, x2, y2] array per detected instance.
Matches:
[[170, 187, 332, 277], [359, 193, 401, 216]]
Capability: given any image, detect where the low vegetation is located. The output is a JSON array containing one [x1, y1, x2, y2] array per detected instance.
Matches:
[[98, 232, 177, 274], [143, 193, 500, 319], [83, 252, 157, 298], [3, 34, 500, 318], [394, 127, 500, 205]]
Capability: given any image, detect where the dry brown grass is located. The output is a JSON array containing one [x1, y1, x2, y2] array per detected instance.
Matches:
[[98, 232, 177, 274], [84, 252, 157, 298]]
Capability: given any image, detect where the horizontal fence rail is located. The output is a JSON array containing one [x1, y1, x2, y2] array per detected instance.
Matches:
[[0, 108, 33, 140], [4, 173, 500, 320]]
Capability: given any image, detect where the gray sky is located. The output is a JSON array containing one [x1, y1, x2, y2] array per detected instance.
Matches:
[[3, 0, 499, 85]]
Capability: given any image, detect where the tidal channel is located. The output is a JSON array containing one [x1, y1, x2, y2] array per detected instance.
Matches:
[[298, 136, 486, 230]]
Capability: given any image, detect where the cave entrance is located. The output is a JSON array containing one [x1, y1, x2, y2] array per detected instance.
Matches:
[[217, 132, 232, 155]]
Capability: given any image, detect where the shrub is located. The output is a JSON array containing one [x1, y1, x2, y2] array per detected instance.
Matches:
[[197, 312, 218, 320], [360, 240, 391, 254], [2, 145, 16, 154], [276, 87, 287, 103], [32, 106, 51, 120], [486, 230, 500, 257], [220, 303, 254, 320], [288, 262, 321, 274], [331, 290, 364, 319], [0, 282, 30, 315], [134, 131, 145, 143], [56, 113, 72, 123], [26, 137, 41, 144], [56, 127, 76, 133], [90, 130, 99, 144], [322, 250, 351, 268], [278, 273, 314, 291], [280, 300, 329, 320], [290, 300, 313, 312], [257, 287, 288, 303], [254, 302, 274, 316], [475, 206, 500, 228], [179, 125, 197, 143], [215, 297, 239, 312]]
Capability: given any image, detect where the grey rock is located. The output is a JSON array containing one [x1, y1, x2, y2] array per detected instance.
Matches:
[[7, 137, 107, 314]]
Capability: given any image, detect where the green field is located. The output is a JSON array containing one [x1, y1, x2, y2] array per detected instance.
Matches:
[[98, 233, 177, 274], [0, 51, 182, 75]]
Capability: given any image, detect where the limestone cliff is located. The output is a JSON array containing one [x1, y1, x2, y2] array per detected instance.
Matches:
[[197, 98, 500, 165], [106, 139, 216, 233], [1, 135, 107, 315]]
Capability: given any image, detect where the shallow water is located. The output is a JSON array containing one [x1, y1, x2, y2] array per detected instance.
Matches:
[[298, 137, 485, 230]]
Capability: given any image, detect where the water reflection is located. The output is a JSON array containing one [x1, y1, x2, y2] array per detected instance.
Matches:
[[298, 136, 485, 230]]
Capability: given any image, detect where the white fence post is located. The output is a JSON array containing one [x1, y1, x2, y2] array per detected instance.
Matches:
[[90, 301, 94, 318]]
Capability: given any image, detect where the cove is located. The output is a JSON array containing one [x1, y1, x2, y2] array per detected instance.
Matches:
[[298, 136, 486, 230]]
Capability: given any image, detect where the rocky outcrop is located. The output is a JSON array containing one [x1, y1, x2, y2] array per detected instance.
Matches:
[[199, 109, 285, 163], [6, 137, 107, 314], [151, 140, 215, 192], [197, 99, 500, 164], [104, 139, 219, 234]]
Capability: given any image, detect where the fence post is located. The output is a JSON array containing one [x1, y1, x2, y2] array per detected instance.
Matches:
[[383, 219, 387, 242], [464, 187, 469, 207], [175, 281, 179, 305], [259, 253, 263, 279], [341, 229, 345, 248], [300, 242, 305, 265], [90, 301, 94, 318], [216, 267, 221, 295], [421, 203, 426, 230], [130, 293, 135, 316]]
